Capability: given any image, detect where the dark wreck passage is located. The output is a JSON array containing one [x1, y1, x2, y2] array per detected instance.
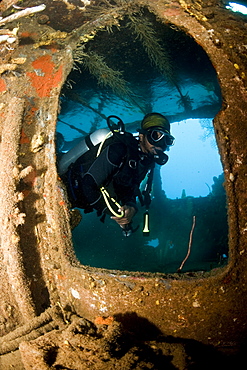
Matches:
[[56, 8, 227, 273]]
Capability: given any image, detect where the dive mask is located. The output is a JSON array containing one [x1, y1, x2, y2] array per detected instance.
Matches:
[[146, 129, 175, 150], [146, 129, 174, 165]]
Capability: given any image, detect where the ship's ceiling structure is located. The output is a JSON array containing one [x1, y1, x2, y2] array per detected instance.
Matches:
[[58, 8, 222, 127]]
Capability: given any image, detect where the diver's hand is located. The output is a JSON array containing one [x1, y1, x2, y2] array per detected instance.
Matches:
[[111, 205, 136, 226]]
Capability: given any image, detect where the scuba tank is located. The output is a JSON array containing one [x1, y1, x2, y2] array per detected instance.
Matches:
[[58, 128, 110, 175]]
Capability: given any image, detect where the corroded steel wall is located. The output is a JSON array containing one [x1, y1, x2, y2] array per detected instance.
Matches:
[[0, 0, 246, 349]]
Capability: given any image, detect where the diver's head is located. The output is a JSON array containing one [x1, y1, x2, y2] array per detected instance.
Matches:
[[139, 113, 174, 164], [141, 112, 170, 132]]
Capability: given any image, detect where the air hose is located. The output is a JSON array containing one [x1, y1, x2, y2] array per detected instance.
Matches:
[[96, 131, 112, 157], [100, 186, 124, 218]]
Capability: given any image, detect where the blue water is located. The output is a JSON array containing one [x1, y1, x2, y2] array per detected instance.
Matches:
[[57, 110, 227, 273], [161, 119, 223, 199]]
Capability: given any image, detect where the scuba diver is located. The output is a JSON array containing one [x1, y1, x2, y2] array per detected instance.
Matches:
[[58, 113, 174, 236]]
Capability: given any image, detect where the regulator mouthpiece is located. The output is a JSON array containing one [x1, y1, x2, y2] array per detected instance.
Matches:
[[154, 150, 168, 166]]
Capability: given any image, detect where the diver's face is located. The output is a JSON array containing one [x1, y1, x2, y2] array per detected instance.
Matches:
[[139, 134, 163, 155]]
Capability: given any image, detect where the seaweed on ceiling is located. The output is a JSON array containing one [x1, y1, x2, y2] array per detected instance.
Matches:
[[60, 8, 222, 133]]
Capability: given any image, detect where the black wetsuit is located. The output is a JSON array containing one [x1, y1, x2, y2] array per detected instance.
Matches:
[[62, 133, 154, 216]]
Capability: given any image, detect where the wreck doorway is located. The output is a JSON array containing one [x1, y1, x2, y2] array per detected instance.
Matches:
[[56, 8, 227, 273]]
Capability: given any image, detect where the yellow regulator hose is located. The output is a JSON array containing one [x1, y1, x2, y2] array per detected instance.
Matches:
[[100, 187, 124, 218]]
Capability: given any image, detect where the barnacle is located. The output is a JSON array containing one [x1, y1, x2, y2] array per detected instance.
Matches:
[[80, 31, 96, 43], [179, 0, 207, 21], [33, 31, 68, 49], [30, 133, 46, 153], [0, 64, 17, 74]]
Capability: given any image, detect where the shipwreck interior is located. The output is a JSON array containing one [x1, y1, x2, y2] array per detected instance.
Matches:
[[0, 0, 247, 368], [57, 8, 228, 274]]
